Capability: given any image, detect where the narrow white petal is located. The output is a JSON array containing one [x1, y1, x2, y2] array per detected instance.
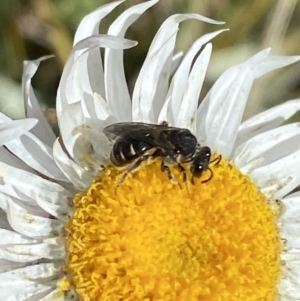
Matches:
[[0, 259, 28, 273], [132, 13, 223, 123], [66, 35, 137, 106], [7, 243, 65, 260], [5, 132, 67, 182], [250, 149, 300, 188], [0, 116, 37, 145], [0, 162, 73, 219], [105, 0, 159, 121], [278, 279, 300, 300], [281, 249, 300, 261], [74, 1, 124, 43], [199, 49, 270, 156], [0, 113, 64, 180], [278, 260, 300, 299], [0, 145, 34, 173], [273, 171, 300, 199], [0, 263, 60, 297], [7, 200, 64, 238], [170, 52, 184, 75], [285, 191, 300, 198], [52, 139, 94, 190], [4, 288, 54, 301], [260, 177, 292, 200], [198, 50, 300, 157], [235, 98, 300, 148], [0, 248, 40, 263], [253, 55, 300, 78], [281, 197, 300, 221], [57, 36, 136, 160], [170, 30, 227, 127], [22, 57, 57, 146], [233, 123, 300, 168], [0, 229, 38, 244], [74, 1, 125, 100], [280, 221, 300, 249], [176, 43, 212, 133], [92, 93, 118, 128], [158, 96, 174, 126]]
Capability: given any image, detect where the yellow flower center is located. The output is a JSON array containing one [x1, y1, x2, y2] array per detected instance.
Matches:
[[65, 156, 281, 301]]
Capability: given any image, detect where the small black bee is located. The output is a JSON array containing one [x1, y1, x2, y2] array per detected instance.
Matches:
[[103, 122, 221, 186]]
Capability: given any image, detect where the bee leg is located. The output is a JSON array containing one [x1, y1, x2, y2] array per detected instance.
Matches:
[[177, 164, 187, 182], [117, 154, 150, 187], [201, 167, 213, 183], [210, 154, 222, 166], [161, 161, 177, 184]]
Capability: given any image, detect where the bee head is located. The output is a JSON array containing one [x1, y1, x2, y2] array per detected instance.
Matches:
[[190, 146, 211, 177]]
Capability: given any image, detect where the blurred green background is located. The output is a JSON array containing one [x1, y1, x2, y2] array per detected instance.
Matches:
[[1, 0, 300, 125]]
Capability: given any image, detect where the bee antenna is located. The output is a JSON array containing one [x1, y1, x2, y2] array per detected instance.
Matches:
[[210, 154, 222, 166], [201, 167, 213, 183]]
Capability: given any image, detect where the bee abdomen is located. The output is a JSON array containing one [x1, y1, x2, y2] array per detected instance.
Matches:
[[110, 138, 153, 167]]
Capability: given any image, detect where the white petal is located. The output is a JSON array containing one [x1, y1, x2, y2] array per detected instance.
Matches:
[[176, 43, 212, 133], [0, 229, 38, 245], [158, 96, 173, 125], [233, 123, 300, 168], [7, 243, 65, 260], [278, 259, 300, 299], [0, 147, 33, 172], [198, 49, 270, 156], [22, 56, 57, 146], [73, 1, 125, 100], [0, 116, 37, 145], [169, 29, 227, 128], [170, 52, 184, 75], [57, 36, 136, 161], [4, 131, 67, 182], [92, 93, 118, 128], [235, 98, 300, 148], [286, 191, 300, 198], [66, 35, 137, 106], [0, 248, 40, 263], [281, 249, 300, 262], [0, 258, 28, 273], [280, 220, 300, 249], [253, 55, 300, 78], [132, 13, 223, 123], [250, 149, 300, 189], [281, 196, 300, 220], [0, 263, 60, 297], [74, 1, 124, 43], [105, 0, 159, 121], [198, 50, 300, 157], [0, 114, 64, 180], [52, 138, 94, 190], [7, 200, 64, 238], [0, 162, 73, 219]]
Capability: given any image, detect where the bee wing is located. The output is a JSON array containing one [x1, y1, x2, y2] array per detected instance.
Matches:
[[103, 122, 178, 148]]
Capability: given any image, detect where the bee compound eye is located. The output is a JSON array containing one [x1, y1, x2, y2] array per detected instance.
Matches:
[[190, 163, 203, 177]]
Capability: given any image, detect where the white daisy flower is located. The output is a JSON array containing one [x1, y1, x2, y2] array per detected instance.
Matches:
[[1, 1, 300, 300]]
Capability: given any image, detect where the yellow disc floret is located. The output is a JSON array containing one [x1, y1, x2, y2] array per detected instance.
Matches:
[[66, 156, 281, 301]]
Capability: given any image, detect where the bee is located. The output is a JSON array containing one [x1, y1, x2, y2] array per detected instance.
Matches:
[[103, 122, 221, 186]]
